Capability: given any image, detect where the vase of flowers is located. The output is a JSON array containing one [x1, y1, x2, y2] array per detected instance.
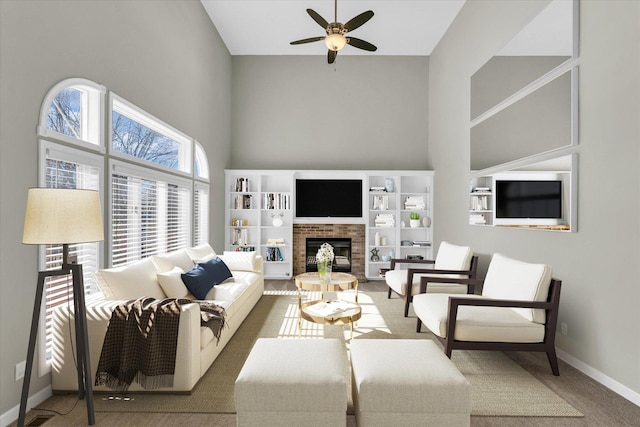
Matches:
[[316, 242, 334, 284]]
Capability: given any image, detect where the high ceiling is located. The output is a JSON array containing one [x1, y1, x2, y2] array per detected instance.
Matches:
[[201, 0, 466, 56], [201, 0, 573, 57]]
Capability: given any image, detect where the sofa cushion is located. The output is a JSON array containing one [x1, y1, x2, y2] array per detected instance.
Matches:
[[481, 253, 552, 324], [204, 279, 251, 302], [96, 258, 165, 300], [186, 243, 216, 263], [157, 266, 190, 299], [200, 257, 233, 283], [413, 293, 545, 343], [181, 258, 233, 300], [151, 249, 194, 273], [219, 251, 258, 272], [181, 264, 215, 300]]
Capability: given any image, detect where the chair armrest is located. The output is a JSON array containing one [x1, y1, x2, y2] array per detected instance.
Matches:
[[418, 275, 483, 295], [390, 258, 435, 269], [447, 296, 554, 311]]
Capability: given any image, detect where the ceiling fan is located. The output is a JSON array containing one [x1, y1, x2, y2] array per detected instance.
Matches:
[[290, 0, 377, 64]]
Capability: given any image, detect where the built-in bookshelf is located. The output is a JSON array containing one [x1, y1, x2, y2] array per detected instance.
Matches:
[[225, 171, 293, 279], [225, 170, 434, 280], [469, 176, 493, 226], [365, 172, 434, 280]]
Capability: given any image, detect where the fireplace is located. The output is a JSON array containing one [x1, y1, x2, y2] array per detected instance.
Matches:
[[306, 238, 352, 273]]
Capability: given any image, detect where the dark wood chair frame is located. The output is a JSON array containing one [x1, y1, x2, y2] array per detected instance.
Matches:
[[386, 256, 479, 317], [415, 275, 562, 376]]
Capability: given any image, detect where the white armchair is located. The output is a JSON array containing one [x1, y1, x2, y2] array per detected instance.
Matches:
[[385, 241, 478, 317], [413, 253, 562, 375]]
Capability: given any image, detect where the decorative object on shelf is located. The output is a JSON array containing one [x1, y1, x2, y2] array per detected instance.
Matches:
[[374, 231, 381, 246], [382, 255, 391, 262], [20, 188, 104, 426], [401, 240, 412, 246], [410, 212, 421, 228], [385, 178, 394, 193], [374, 213, 395, 227], [404, 196, 425, 210], [316, 242, 334, 284], [372, 194, 389, 210], [400, 221, 406, 228], [389, 249, 395, 258], [422, 216, 431, 228], [271, 212, 284, 227], [370, 247, 380, 262]]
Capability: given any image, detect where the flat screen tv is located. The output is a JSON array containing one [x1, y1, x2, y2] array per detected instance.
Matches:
[[296, 179, 363, 218], [496, 180, 562, 219]]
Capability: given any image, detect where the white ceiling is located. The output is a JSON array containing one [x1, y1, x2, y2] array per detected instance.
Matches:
[[201, 0, 466, 56], [201, 0, 573, 57]]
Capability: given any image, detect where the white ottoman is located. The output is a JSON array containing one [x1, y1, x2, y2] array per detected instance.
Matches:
[[235, 338, 348, 427], [350, 339, 471, 426]]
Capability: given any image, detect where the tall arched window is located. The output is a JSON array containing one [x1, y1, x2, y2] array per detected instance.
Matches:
[[37, 78, 210, 373]]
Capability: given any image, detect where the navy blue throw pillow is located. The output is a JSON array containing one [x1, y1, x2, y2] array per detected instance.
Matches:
[[199, 257, 232, 285], [181, 264, 215, 300]]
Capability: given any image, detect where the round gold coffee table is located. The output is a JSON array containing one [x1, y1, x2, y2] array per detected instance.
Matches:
[[295, 272, 360, 338]]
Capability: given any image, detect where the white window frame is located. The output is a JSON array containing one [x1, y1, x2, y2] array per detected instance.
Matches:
[[108, 159, 193, 267], [36, 78, 209, 375], [38, 78, 106, 152], [110, 92, 193, 175], [37, 140, 104, 376]]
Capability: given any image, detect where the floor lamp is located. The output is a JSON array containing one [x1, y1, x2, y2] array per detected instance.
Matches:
[[20, 188, 104, 427]]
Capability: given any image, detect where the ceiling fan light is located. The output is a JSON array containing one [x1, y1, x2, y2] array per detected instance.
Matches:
[[325, 33, 347, 51]]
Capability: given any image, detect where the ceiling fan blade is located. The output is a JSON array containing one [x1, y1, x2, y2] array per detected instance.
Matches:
[[290, 36, 325, 45], [344, 10, 374, 32], [347, 37, 377, 52], [328, 50, 337, 64], [307, 9, 329, 29]]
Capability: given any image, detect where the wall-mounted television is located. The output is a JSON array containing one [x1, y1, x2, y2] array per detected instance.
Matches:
[[496, 180, 562, 219], [296, 179, 363, 218]]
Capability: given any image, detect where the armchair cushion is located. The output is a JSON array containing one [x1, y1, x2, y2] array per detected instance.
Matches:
[[434, 241, 473, 271], [385, 270, 468, 296], [482, 253, 552, 324], [413, 293, 545, 343]]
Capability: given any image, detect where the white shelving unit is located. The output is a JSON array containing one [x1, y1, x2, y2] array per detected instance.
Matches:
[[225, 170, 293, 279], [469, 176, 494, 226], [365, 171, 434, 280], [225, 170, 434, 281]]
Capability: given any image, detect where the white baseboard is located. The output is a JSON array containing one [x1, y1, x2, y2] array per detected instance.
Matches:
[[0, 386, 52, 427], [557, 349, 640, 407]]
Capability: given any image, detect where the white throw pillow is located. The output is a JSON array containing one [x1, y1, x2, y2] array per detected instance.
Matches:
[[151, 249, 193, 273], [219, 251, 257, 272], [97, 258, 165, 300], [157, 266, 189, 299], [187, 244, 216, 263]]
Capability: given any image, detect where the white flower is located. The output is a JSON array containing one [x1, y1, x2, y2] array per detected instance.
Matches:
[[316, 242, 334, 263]]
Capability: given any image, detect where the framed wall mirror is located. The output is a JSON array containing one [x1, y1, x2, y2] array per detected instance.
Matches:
[[469, 0, 579, 232]]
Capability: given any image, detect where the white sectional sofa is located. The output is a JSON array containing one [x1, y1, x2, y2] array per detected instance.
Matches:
[[51, 244, 264, 393]]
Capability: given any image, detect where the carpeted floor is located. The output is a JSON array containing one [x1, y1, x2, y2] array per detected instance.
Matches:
[[41, 290, 581, 418]]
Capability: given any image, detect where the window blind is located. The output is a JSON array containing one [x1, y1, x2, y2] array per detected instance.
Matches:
[[194, 183, 209, 246], [110, 161, 191, 267], [42, 151, 101, 361]]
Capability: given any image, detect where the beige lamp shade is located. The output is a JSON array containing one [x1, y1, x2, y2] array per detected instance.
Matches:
[[23, 188, 104, 244]]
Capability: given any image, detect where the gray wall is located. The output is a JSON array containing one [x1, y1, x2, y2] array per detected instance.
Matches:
[[430, 0, 640, 398], [230, 56, 430, 170], [0, 0, 231, 415]]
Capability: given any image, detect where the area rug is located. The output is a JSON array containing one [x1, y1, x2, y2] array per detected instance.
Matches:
[[81, 291, 581, 417]]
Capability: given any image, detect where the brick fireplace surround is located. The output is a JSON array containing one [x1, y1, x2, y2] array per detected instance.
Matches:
[[293, 224, 366, 281]]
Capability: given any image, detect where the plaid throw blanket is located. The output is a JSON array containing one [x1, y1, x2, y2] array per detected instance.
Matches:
[[95, 297, 226, 390]]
